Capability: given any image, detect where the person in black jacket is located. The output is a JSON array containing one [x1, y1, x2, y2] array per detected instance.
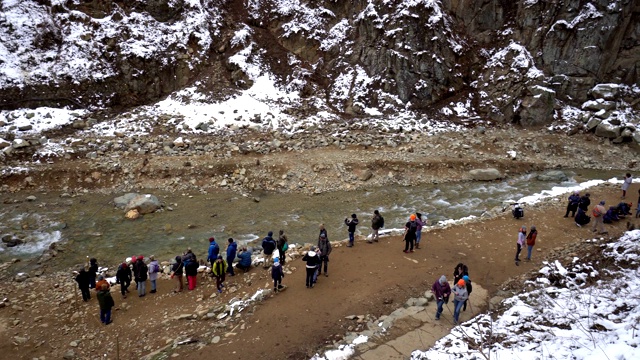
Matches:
[[96, 283, 115, 325], [115, 262, 132, 299], [170, 256, 184, 292], [345, 214, 359, 247], [88, 258, 98, 289], [578, 193, 591, 212], [75, 267, 91, 301], [453, 263, 469, 285], [262, 231, 277, 268], [302, 249, 320, 288], [134, 256, 148, 297]]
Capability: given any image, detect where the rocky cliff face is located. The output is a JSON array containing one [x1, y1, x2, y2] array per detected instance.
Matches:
[[0, 0, 638, 141]]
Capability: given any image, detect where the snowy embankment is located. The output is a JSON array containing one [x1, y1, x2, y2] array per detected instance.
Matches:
[[411, 230, 640, 360]]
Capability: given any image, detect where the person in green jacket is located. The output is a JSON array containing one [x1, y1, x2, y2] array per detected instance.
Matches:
[[96, 283, 115, 325], [212, 255, 228, 293]]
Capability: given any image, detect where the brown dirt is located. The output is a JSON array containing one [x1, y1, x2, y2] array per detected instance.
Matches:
[[0, 180, 637, 360]]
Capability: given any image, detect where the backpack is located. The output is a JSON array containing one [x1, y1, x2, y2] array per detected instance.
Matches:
[[150, 263, 160, 274], [592, 207, 602, 218], [409, 221, 417, 233], [282, 242, 288, 252], [380, 216, 385, 229]]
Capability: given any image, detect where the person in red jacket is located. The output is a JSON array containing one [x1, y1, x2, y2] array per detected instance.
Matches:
[[526, 226, 538, 261]]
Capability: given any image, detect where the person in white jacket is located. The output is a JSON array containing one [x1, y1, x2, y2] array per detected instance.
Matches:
[[452, 279, 469, 325], [515, 226, 526, 265]]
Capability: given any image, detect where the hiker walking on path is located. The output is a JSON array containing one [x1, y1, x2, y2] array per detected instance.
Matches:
[[148, 255, 160, 293], [262, 231, 277, 268], [403, 214, 418, 253], [515, 226, 526, 266], [302, 248, 320, 288], [226, 238, 237, 276], [134, 256, 148, 297], [526, 226, 538, 261], [369, 210, 383, 243], [212, 255, 228, 293], [462, 275, 473, 312], [317, 232, 332, 277], [170, 256, 184, 293], [278, 230, 288, 265], [592, 200, 608, 234], [622, 173, 632, 198], [345, 214, 359, 247], [453, 263, 468, 285], [564, 191, 581, 218], [96, 283, 115, 325], [75, 266, 91, 302], [115, 262, 132, 298], [207, 237, 220, 269], [452, 279, 469, 325], [415, 212, 425, 249], [431, 275, 451, 321], [271, 258, 285, 293]]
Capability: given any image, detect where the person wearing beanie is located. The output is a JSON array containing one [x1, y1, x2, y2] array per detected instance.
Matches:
[[431, 275, 451, 320], [403, 214, 418, 253], [302, 248, 321, 288], [564, 191, 581, 218], [317, 232, 332, 277], [526, 226, 538, 261], [134, 255, 148, 297], [96, 283, 115, 325], [170, 256, 184, 293], [226, 238, 238, 277], [261, 231, 277, 268], [452, 279, 469, 324], [212, 255, 228, 293], [271, 258, 285, 293], [148, 255, 160, 294], [207, 237, 220, 269], [115, 261, 132, 298], [592, 200, 608, 234], [95, 274, 110, 292], [344, 214, 359, 247], [369, 210, 384, 244], [277, 230, 289, 265], [515, 226, 526, 265], [462, 275, 473, 311]]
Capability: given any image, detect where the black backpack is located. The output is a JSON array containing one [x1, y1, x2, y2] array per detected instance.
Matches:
[[380, 216, 385, 228]]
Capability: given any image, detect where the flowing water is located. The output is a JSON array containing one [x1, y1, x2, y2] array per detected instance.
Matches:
[[0, 169, 625, 272]]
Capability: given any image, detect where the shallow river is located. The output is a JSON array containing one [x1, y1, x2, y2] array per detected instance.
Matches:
[[0, 169, 624, 272]]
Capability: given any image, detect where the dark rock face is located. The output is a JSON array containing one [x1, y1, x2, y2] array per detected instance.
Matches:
[[1, 1, 638, 131]]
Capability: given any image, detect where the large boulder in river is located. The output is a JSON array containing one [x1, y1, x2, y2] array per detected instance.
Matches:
[[469, 168, 503, 181], [536, 170, 568, 182], [113, 193, 139, 209], [124, 194, 161, 215]]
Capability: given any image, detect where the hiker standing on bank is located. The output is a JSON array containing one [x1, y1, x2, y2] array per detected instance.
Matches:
[[431, 275, 451, 321], [262, 231, 277, 268], [515, 226, 526, 265], [579, 193, 591, 212], [75, 266, 91, 302], [185, 255, 199, 291], [271, 258, 285, 293], [369, 210, 383, 243], [278, 230, 288, 265], [622, 173, 632, 198], [226, 238, 237, 276], [526, 226, 538, 261], [452, 279, 469, 325], [415, 212, 425, 249], [317, 232, 332, 277], [564, 191, 581, 218], [116, 262, 132, 298], [302, 248, 320, 288], [403, 214, 418, 253], [212, 255, 228, 293], [148, 255, 160, 293], [88, 258, 98, 289], [592, 200, 608, 234], [170, 256, 184, 293], [134, 256, 148, 297], [345, 214, 359, 247], [96, 283, 115, 325], [207, 237, 220, 269]]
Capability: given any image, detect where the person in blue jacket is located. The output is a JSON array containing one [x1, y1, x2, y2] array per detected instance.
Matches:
[[207, 237, 220, 268], [226, 238, 238, 276], [236, 246, 252, 273]]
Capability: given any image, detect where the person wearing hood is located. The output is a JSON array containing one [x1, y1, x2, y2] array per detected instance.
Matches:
[[95, 274, 110, 292], [564, 191, 581, 218], [75, 266, 91, 302], [575, 206, 591, 227], [462, 275, 473, 312], [134, 256, 148, 297], [344, 214, 359, 247], [453, 263, 469, 285], [271, 258, 285, 293], [452, 279, 469, 325], [302, 248, 321, 288], [317, 232, 332, 277], [526, 226, 538, 261], [185, 252, 199, 291], [261, 231, 277, 268], [148, 255, 160, 294], [236, 246, 252, 273], [96, 283, 115, 325], [431, 275, 451, 320], [170, 256, 184, 293], [226, 238, 238, 276], [207, 237, 220, 268], [403, 214, 418, 253], [592, 200, 608, 234], [212, 255, 228, 293], [115, 261, 132, 298], [88, 258, 98, 289], [515, 226, 526, 265]]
